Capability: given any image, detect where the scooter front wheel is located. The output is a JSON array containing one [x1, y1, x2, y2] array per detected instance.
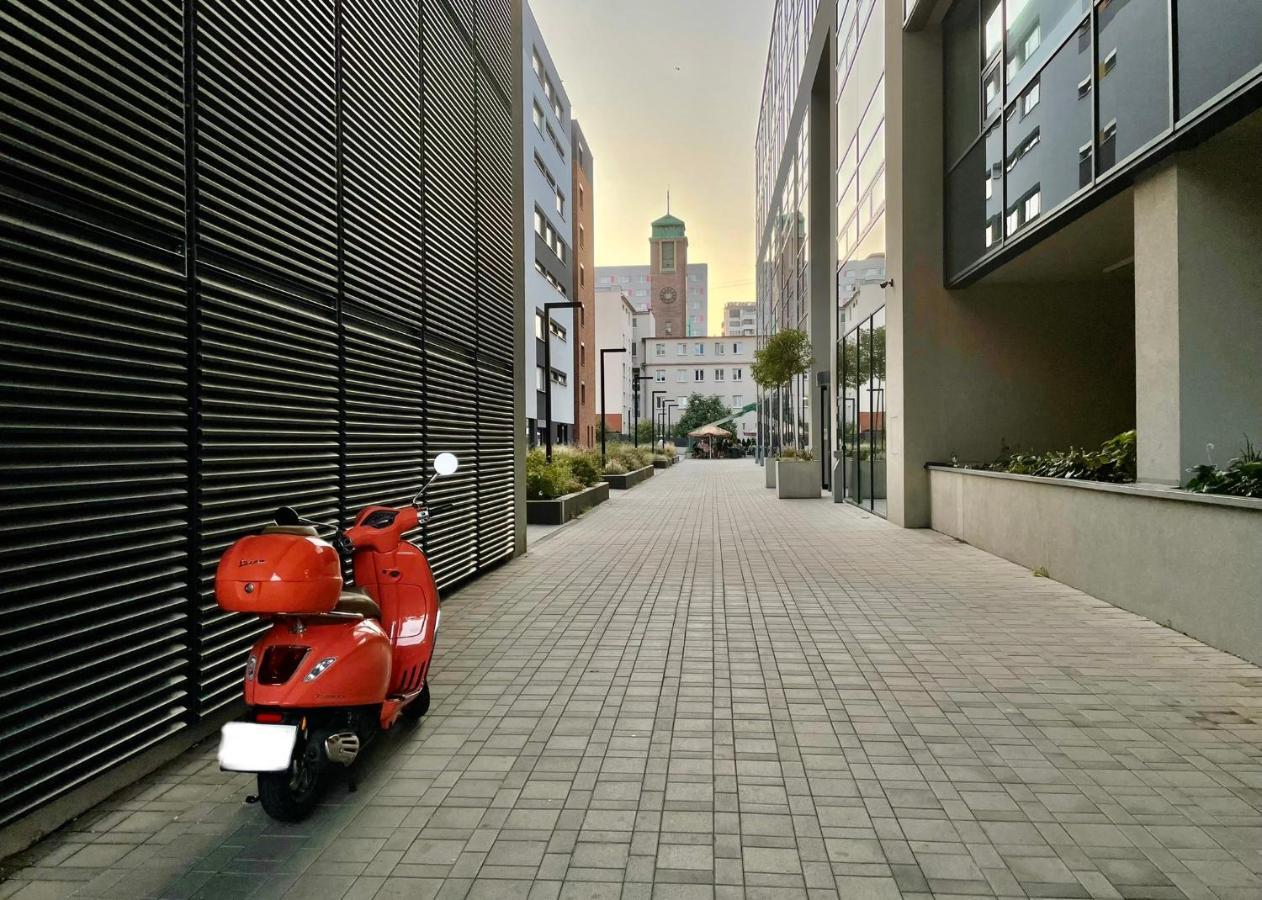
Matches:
[[257, 741, 326, 821]]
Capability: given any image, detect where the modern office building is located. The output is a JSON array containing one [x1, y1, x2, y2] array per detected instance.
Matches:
[[571, 122, 596, 447], [593, 286, 637, 434], [0, 0, 523, 852], [597, 259, 709, 335], [722, 301, 757, 336], [640, 336, 760, 440], [524, 3, 575, 446], [755, 0, 1262, 664]]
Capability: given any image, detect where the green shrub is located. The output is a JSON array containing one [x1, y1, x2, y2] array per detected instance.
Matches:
[[525, 448, 581, 500], [603, 460, 628, 475], [970, 429, 1137, 483], [1185, 437, 1262, 498], [777, 447, 814, 462], [556, 445, 603, 487], [607, 442, 652, 471]]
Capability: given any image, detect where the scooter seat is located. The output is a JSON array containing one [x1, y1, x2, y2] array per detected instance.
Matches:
[[335, 590, 381, 619]]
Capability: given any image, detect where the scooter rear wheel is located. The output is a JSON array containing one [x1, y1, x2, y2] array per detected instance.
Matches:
[[258, 742, 326, 821], [401, 683, 430, 720]]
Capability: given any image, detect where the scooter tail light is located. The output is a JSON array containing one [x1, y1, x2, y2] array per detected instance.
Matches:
[[258, 645, 310, 685], [303, 657, 337, 682], [255, 711, 284, 724]]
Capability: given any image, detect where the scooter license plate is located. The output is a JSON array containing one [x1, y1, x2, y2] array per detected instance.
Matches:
[[218, 721, 298, 773]]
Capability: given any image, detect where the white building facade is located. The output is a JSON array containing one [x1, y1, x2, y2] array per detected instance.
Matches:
[[593, 286, 637, 435], [523, 4, 575, 446], [722, 301, 756, 336], [639, 336, 761, 440]]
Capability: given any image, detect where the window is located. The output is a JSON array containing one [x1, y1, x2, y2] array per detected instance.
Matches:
[[579, 265, 585, 287], [580, 383, 586, 403], [732, 368, 743, 381], [549, 318, 566, 341], [694, 343, 704, 355], [578, 184, 584, 210], [713, 368, 724, 382], [655, 369, 666, 382], [534, 153, 550, 181], [550, 368, 567, 386], [533, 209, 544, 238], [660, 241, 676, 272], [531, 49, 542, 78], [1021, 81, 1040, 116], [532, 103, 544, 134], [534, 313, 544, 341], [664, 322, 673, 335], [733, 342, 742, 354], [655, 343, 665, 356], [693, 369, 704, 382], [715, 342, 724, 355], [676, 343, 686, 355], [676, 369, 687, 382], [535, 367, 545, 391], [732, 395, 742, 408], [578, 224, 585, 249], [555, 189, 565, 217]]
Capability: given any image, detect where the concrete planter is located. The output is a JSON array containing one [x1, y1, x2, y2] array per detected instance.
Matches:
[[929, 466, 1262, 665], [526, 482, 609, 526], [776, 459, 821, 499], [652, 456, 675, 469], [603, 465, 654, 490], [765, 460, 777, 488]]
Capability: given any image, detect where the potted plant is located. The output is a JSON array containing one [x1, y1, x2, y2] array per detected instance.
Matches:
[[775, 447, 821, 498], [752, 329, 815, 494]]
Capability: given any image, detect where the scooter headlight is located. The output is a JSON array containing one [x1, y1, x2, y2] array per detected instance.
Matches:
[[303, 657, 337, 682], [244, 655, 257, 682]]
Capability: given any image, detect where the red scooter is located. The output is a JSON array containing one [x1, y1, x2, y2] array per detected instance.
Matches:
[[213, 453, 458, 820]]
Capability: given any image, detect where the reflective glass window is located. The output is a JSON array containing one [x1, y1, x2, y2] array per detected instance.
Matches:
[[1177, 1, 1262, 117], [946, 124, 1003, 276], [1004, 0, 1089, 96], [945, 0, 982, 164], [1097, 0, 1170, 172]]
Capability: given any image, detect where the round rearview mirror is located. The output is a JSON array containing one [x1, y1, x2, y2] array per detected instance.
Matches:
[[434, 452, 459, 477]]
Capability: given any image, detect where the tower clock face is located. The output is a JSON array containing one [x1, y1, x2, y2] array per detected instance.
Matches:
[[660, 287, 678, 305]]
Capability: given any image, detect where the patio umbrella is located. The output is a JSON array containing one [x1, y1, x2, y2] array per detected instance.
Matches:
[[688, 423, 732, 458]]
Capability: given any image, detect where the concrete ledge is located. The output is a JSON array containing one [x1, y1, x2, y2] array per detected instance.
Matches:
[[652, 456, 677, 469], [602, 465, 654, 490], [526, 482, 609, 525], [928, 466, 1262, 665], [776, 459, 821, 499]]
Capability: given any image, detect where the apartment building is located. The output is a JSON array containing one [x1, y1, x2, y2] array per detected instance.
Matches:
[[722, 301, 757, 336], [596, 260, 710, 336], [756, 0, 1262, 664], [524, 3, 575, 447], [640, 336, 760, 439], [571, 122, 596, 447], [593, 286, 637, 434]]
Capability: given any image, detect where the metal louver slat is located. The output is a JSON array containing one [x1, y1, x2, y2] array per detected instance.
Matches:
[[197, 274, 340, 713], [477, 361, 516, 566], [0, 213, 190, 828], [344, 308, 425, 512], [343, 0, 424, 322], [421, 0, 477, 348], [195, 0, 338, 291], [475, 70, 516, 362], [0, 0, 185, 237], [475, 0, 512, 99], [424, 344, 479, 589]]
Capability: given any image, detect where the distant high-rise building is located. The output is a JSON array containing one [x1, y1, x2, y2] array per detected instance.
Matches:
[[722, 301, 756, 336]]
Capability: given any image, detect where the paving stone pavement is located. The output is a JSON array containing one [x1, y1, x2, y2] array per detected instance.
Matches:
[[4, 460, 1262, 900]]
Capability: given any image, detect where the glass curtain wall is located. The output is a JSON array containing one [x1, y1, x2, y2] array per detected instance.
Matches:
[[945, 0, 1262, 283]]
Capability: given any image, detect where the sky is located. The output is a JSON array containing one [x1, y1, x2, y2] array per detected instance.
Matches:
[[528, 0, 772, 330]]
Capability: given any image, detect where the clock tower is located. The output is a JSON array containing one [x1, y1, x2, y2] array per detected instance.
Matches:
[[649, 211, 688, 338]]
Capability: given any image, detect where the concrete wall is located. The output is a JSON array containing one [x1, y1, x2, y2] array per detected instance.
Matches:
[[1134, 116, 1262, 484], [929, 466, 1262, 665]]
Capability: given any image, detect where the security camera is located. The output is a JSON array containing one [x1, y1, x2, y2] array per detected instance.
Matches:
[[879, 278, 895, 289]]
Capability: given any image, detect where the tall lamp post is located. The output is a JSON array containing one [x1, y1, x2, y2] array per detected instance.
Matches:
[[651, 390, 667, 450], [631, 374, 653, 446], [599, 347, 627, 467], [817, 371, 830, 490], [542, 300, 582, 463]]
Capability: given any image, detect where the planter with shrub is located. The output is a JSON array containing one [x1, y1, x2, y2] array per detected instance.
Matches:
[[526, 447, 610, 525], [776, 448, 820, 499]]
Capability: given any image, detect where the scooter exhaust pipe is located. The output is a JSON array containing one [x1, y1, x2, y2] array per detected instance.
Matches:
[[324, 732, 361, 766]]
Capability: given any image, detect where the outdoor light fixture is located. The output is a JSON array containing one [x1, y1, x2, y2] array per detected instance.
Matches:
[[651, 390, 667, 449], [542, 300, 582, 463], [632, 374, 653, 447]]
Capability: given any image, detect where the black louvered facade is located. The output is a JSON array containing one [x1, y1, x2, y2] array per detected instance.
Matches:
[[0, 0, 521, 831]]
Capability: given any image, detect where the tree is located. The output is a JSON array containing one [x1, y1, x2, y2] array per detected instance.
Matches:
[[752, 329, 814, 451], [635, 420, 655, 445], [673, 393, 731, 439]]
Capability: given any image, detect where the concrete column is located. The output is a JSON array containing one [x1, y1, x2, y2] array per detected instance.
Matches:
[[808, 47, 835, 473], [1134, 140, 1262, 485]]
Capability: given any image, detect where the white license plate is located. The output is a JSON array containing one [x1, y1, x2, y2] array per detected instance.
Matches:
[[218, 721, 298, 773]]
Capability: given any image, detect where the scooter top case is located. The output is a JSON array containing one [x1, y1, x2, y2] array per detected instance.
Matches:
[[216, 526, 342, 615]]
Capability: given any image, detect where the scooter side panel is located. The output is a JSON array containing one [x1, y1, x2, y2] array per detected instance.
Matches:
[[244, 618, 391, 707], [353, 542, 438, 697]]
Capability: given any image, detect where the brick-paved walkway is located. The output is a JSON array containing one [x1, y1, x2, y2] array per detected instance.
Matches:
[[4, 460, 1262, 900]]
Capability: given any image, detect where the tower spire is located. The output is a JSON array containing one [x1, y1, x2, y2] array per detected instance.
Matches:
[[667, 187, 670, 215]]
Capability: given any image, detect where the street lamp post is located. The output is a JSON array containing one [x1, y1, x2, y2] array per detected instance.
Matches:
[[663, 400, 679, 457], [631, 375, 653, 446], [650, 390, 667, 451], [599, 347, 627, 467], [817, 371, 830, 490], [542, 300, 582, 463]]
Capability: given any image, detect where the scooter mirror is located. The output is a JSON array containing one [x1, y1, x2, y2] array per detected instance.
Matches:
[[433, 452, 459, 477]]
